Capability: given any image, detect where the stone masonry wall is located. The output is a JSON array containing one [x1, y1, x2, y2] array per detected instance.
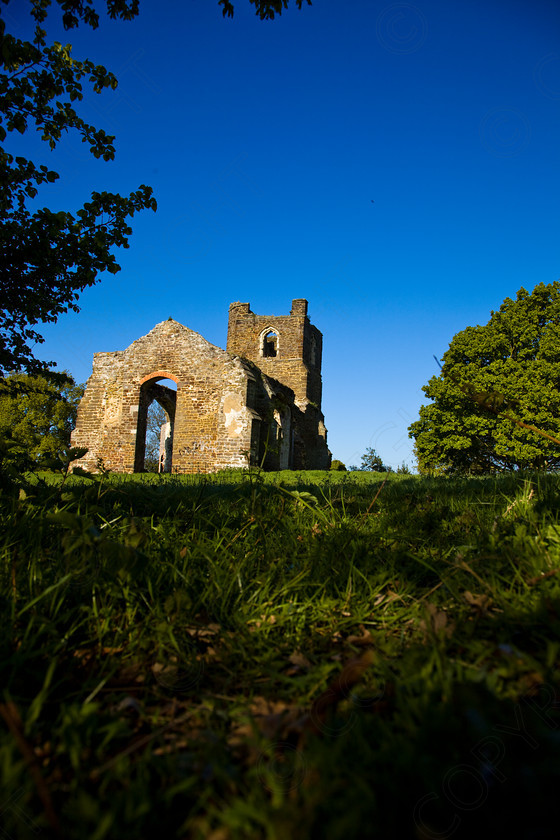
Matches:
[[72, 301, 331, 474], [226, 299, 323, 409], [71, 320, 258, 473], [226, 299, 330, 469]]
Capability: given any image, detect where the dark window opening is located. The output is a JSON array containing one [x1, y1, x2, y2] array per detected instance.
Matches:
[[263, 331, 278, 358], [246, 378, 257, 408], [310, 335, 318, 368], [250, 419, 261, 466]]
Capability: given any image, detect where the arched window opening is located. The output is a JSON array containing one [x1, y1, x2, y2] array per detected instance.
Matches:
[[262, 330, 278, 358], [134, 377, 177, 472]]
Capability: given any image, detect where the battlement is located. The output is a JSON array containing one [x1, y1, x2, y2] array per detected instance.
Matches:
[[290, 298, 308, 317]]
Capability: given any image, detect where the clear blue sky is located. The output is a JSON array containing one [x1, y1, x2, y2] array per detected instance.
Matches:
[[9, 0, 560, 469]]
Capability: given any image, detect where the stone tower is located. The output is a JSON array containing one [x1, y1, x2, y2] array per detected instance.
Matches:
[[226, 299, 330, 469], [226, 298, 323, 410]]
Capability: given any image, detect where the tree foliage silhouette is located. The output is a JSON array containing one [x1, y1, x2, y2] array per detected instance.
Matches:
[[0, 0, 156, 375], [360, 447, 389, 472], [409, 282, 560, 474], [0, 371, 83, 464]]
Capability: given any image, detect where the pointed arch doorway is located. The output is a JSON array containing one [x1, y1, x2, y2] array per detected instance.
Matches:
[[134, 374, 178, 472]]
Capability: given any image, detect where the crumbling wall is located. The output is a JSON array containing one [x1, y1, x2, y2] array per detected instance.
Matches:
[[226, 298, 323, 409], [226, 299, 330, 469], [71, 320, 258, 473], [72, 300, 331, 474]]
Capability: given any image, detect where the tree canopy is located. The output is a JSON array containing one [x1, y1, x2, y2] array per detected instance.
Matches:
[[409, 282, 560, 474], [0, 371, 83, 465], [359, 447, 389, 472], [0, 0, 156, 375], [219, 0, 311, 20]]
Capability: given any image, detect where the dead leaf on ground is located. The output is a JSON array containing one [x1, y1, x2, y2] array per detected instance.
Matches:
[[73, 646, 125, 661], [419, 602, 455, 639], [463, 590, 494, 616], [186, 623, 221, 638], [371, 591, 400, 612], [248, 614, 277, 629], [284, 651, 312, 675], [347, 626, 374, 647], [229, 696, 306, 749], [229, 652, 385, 754], [308, 650, 375, 733]]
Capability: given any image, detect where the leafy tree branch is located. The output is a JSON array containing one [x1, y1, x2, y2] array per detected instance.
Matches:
[[219, 0, 311, 21], [0, 0, 155, 375]]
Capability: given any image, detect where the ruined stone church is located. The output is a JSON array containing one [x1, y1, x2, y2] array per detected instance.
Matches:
[[71, 299, 331, 473]]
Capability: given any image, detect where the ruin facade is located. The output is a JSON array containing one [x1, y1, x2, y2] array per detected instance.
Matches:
[[71, 299, 331, 473]]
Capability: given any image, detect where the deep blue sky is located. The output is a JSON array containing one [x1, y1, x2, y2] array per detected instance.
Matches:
[[8, 0, 560, 469]]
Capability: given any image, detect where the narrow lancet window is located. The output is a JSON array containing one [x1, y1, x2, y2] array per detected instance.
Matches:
[[262, 330, 278, 358]]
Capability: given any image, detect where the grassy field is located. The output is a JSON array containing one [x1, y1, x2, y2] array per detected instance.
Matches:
[[1, 468, 560, 839]]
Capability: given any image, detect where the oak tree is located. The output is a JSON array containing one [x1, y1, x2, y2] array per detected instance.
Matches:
[[409, 282, 560, 474]]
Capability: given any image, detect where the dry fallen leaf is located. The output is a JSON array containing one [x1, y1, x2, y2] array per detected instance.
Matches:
[[347, 626, 374, 647], [229, 652, 386, 755], [186, 623, 221, 638], [419, 602, 455, 638], [284, 651, 312, 675], [463, 590, 493, 616], [307, 650, 375, 734], [229, 696, 306, 749]]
